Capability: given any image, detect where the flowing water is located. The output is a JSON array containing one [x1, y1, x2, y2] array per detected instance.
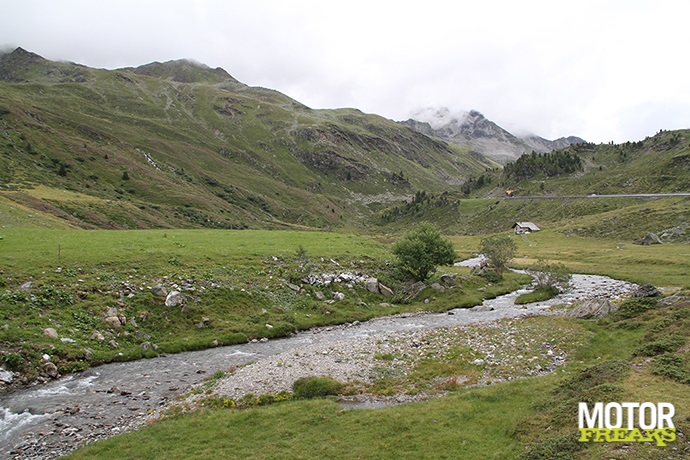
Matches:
[[0, 273, 636, 459]]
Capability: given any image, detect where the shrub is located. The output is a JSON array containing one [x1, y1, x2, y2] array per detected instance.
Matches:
[[609, 297, 658, 321], [651, 354, 690, 384], [392, 222, 456, 282], [528, 260, 571, 292], [292, 376, 344, 399], [479, 235, 517, 272], [634, 334, 686, 356]]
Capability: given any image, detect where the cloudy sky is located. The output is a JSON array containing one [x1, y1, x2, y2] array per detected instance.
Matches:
[[2, 0, 689, 143]]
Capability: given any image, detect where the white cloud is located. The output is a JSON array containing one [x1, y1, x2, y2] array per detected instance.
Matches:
[[1, 0, 689, 143]]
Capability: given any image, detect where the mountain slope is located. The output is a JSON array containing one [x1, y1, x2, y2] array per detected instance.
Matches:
[[401, 107, 584, 164], [0, 48, 496, 230]]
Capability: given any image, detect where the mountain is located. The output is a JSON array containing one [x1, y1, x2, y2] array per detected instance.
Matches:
[[0, 48, 497, 230], [400, 107, 584, 164]]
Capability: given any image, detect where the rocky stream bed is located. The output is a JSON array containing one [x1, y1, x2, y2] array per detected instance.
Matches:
[[0, 272, 638, 459]]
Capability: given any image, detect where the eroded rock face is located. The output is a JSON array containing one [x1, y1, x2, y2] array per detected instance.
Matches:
[[566, 298, 615, 319]]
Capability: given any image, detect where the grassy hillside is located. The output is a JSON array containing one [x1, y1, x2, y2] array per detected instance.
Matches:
[[0, 48, 495, 230], [378, 129, 690, 240]]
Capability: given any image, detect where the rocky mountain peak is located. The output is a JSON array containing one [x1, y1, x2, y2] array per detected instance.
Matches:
[[401, 106, 584, 164], [131, 59, 239, 84]]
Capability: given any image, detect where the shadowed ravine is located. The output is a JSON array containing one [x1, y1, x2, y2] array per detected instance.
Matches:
[[0, 273, 636, 459]]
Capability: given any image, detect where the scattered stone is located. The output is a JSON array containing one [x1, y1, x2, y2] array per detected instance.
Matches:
[[106, 307, 118, 317], [265, 324, 274, 330], [141, 342, 152, 350], [165, 291, 183, 307], [43, 327, 59, 339], [108, 340, 119, 348], [0, 368, 13, 383], [315, 291, 325, 300], [471, 305, 494, 312], [284, 281, 301, 292], [60, 337, 76, 344], [104, 316, 122, 328], [90, 331, 105, 341], [333, 292, 345, 301], [150, 285, 167, 297], [20, 281, 33, 290], [41, 362, 59, 378]]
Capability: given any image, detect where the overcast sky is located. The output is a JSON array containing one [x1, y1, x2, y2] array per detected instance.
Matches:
[[2, 0, 689, 143]]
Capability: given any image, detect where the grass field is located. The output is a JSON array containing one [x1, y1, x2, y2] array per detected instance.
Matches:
[[0, 228, 528, 381], [2, 227, 689, 459], [449, 229, 690, 289]]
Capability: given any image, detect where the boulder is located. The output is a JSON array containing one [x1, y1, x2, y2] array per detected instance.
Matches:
[[431, 283, 446, 293], [406, 281, 427, 298], [566, 298, 615, 319], [440, 274, 456, 286], [379, 283, 394, 298], [333, 292, 345, 301], [0, 368, 13, 384], [104, 316, 122, 328], [314, 291, 326, 300], [150, 284, 168, 297], [41, 362, 59, 378], [165, 290, 183, 307], [43, 327, 59, 339], [365, 277, 380, 294], [631, 284, 661, 298], [634, 232, 662, 245]]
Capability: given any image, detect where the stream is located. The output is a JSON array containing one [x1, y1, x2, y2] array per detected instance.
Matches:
[[0, 273, 637, 459]]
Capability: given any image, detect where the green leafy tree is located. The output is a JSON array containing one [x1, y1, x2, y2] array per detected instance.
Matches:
[[393, 222, 456, 281], [479, 235, 517, 272], [529, 259, 572, 293]]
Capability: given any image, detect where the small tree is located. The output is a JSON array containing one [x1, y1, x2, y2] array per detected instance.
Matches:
[[479, 234, 517, 272], [529, 259, 571, 293], [393, 222, 456, 282]]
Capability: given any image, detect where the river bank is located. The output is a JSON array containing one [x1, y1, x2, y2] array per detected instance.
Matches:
[[0, 273, 637, 459]]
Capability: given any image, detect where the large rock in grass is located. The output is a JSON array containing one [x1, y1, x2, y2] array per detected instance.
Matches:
[[631, 284, 661, 298], [379, 283, 394, 298], [104, 316, 122, 328], [165, 291, 183, 307], [365, 277, 380, 294], [151, 284, 168, 297], [634, 232, 662, 245], [43, 327, 58, 339], [567, 298, 615, 319]]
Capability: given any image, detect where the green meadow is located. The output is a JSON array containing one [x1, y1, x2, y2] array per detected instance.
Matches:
[[1, 226, 686, 459]]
